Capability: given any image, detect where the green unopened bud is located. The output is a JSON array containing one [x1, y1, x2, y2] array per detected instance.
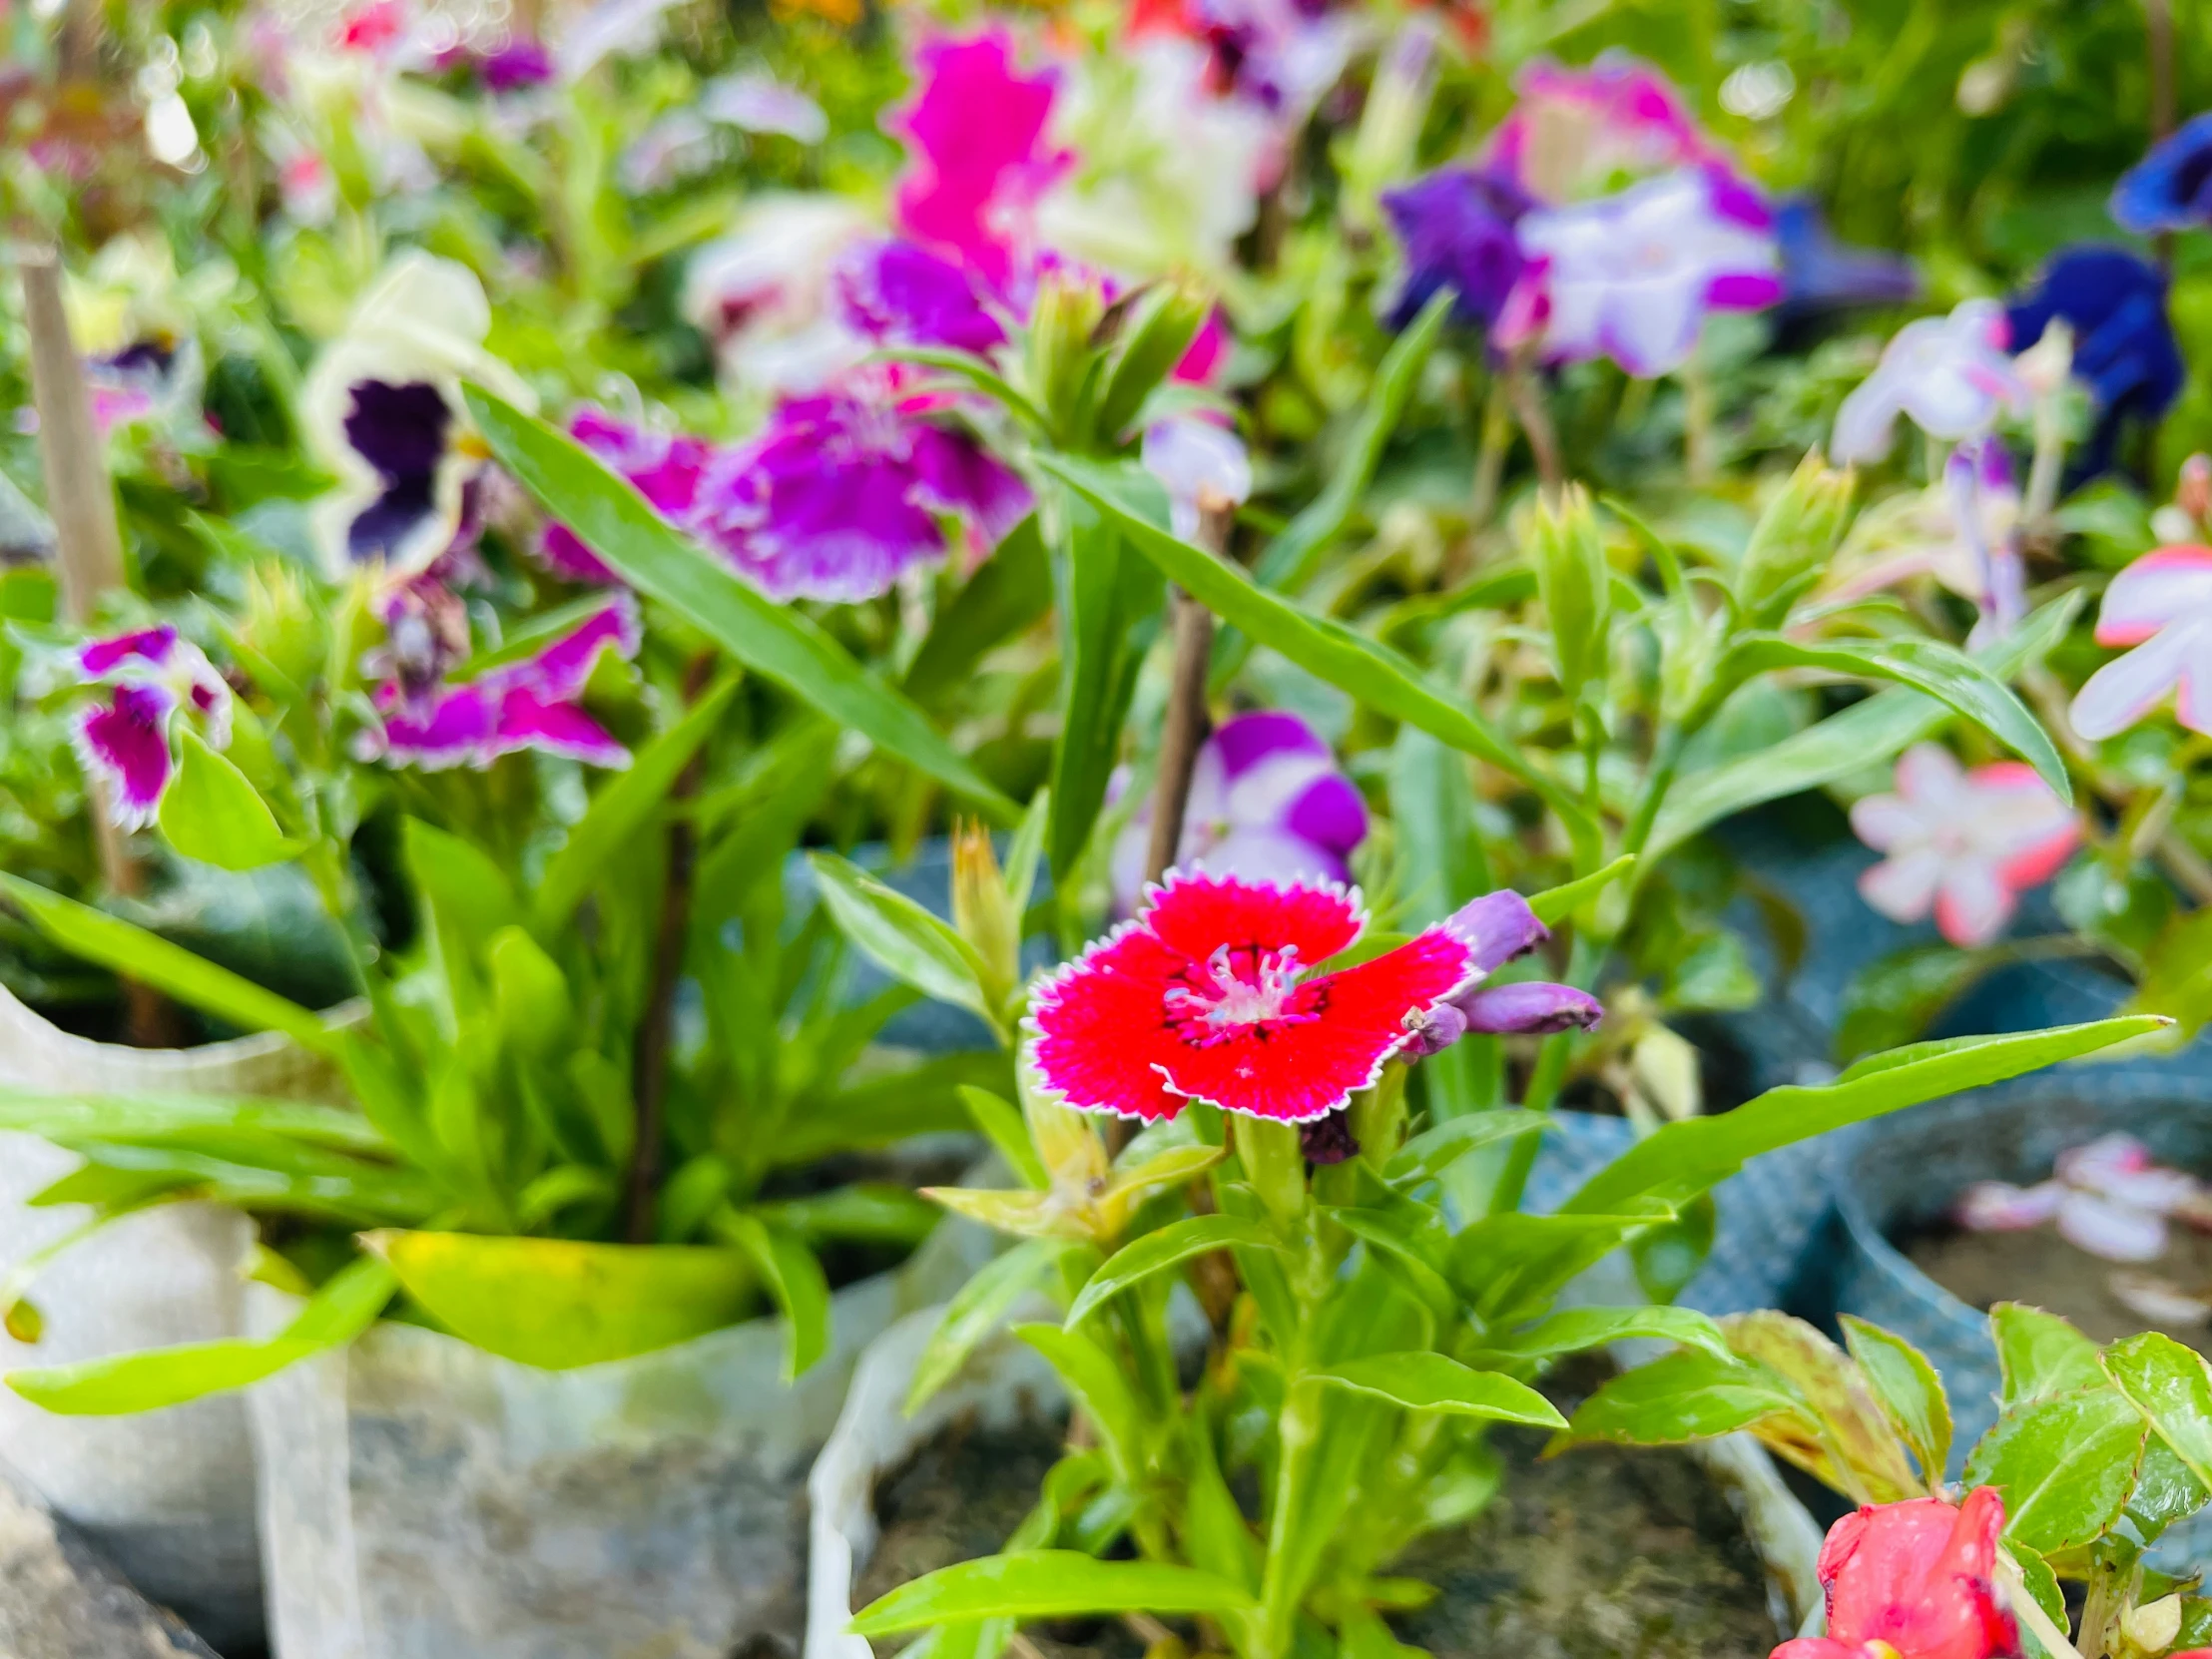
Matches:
[[1024, 267, 1110, 447], [1529, 484, 1612, 699], [1092, 277, 1212, 447], [950, 820, 1019, 1009], [1736, 453, 1855, 628], [235, 561, 328, 698]]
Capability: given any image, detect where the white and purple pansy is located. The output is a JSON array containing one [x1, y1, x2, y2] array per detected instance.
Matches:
[[301, 252, 536, 581], [2069, 543, 2212, 742], [688, 390, 1031, 604], [356, 598, 641, 772], [1109, 710, 1369, 916], [67, 626, 235, 830]]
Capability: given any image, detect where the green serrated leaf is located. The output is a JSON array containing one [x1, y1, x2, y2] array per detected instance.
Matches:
[[1841, 1315, 1952, 1484], [1964, 1386, 2146, 1554]]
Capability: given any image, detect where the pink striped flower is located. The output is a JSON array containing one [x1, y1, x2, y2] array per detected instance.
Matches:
[[2069, 543, 2212, 741], [1850, 745, 2078, 949], [67, 627, 234, 830]]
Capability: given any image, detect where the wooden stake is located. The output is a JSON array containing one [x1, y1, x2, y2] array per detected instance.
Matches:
[[20, 248, 125, 619], [1141, 494, 1236, 889]]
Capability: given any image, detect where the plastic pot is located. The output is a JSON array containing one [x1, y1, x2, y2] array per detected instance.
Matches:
[[1813, 1064, 2212, 1568], [246, 1212, 993, 1659], [0, 984, 362, 1651]]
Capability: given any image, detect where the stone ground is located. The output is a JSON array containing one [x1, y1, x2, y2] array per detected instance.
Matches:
[[0, 1466, 217, 1659]]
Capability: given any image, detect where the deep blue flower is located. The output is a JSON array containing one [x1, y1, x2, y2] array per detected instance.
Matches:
[[1381, 166, 1532, 331], [1775, 198, 1919, 311], [2111, 113, 2212, 235], [2007, 246, 2184, 479]]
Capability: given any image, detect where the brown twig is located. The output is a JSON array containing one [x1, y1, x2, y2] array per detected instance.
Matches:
[[1506, 348, 1564, 504], [625, 652, 719, 1243], [2148, 0, 2177, 269]]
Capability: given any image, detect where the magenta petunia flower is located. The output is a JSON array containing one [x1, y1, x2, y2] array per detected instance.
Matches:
[[1850, 744, 2078, 949], [1485, 55, 1729, 207], [358, 599, 640, 772], [690, 391, 1030, 603], [2069, 543, 2212, 741], [1027, 873, 1482, 1124], [1505, 169, 1780, 377], [67, 626, 235, 829], [888, 30, 1072, 290], [537, 407, 715, 584], [1109, 711, 1365, 914], [1830, 300, 2025, 465], [833, 240, 1009, 356]]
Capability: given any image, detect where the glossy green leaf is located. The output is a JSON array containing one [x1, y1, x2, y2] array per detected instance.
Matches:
[[1064, 1214, 1282, 1328], [2126, 1435, 2212, 1545], [2004, 1541, 2066, 1629], [403, 819, 523, 951], [907, 1238, 1079, 1414], [1014, 1323, 1144, 1476], [1316, 1354, 1563, 1426], [2104, 1331, 2212, 1490], [959, 1086, 1048, 1190], [810, 853, 1000, 1036], [1046, 488, 1161, 879], [533, 672, 742, 932], [716, 1210, 830, 1382], [1722, 634, 2069, 802], [1563, 1019, 2164, 1215], [1647, 593, 2080, 858], [1039, 455, 1578, 824], [467, 388, 1016, 825], [6, 1255, 393, 1413], [1962, 1386, 2145, 1554], [1385, 1109, 1544, 1184], [0, 874, 338, 1055], [1451, 1207, 1676, 1323], [848, 1551, 1258, 1634], [364, 1230, 756, 1370], [1527, 855, 1638, 926], [1834, 944, 1991, 1063], [1993, 1303, 2107, 1407], [1725, 1311, 1921, 1503], [157, 731, 298, 870], [1841, 1315, 1952, 1483], [904, 515, 1053, 705], [1551, 1350, 1804, 1450], [1473, 1305, 1733, 1365]]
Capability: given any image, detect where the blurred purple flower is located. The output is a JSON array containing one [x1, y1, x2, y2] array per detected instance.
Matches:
[[691, 392, 1030, 603], [2111, 114, 2212, 236], [1509, 168, 1780, 377], [536, 406, 714, 584], [1486, 54, 1727, 206], [834, 240, 1008, 355], [1381, 166, 1532, 330], [68, 625, 234, 829], [1830, 299, 2024, 465], [359, 598, 640, 771], [1141, 415, 1252, 540], [1110, 711, 1368, 914], [700, 71, 830, 143], [1774, 198, 1917, 311], [2007, 247, 2182, 480], [1945, 438, 2026, 650]]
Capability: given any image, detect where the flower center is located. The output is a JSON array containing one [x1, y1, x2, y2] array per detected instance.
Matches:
[[1162, 943, 1320, 1046]]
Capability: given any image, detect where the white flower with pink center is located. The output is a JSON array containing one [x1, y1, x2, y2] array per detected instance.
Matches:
[[2068, 543, 2212, 741], [1849, 743, 2078, 949], [1959, 1133, 2211, 1263], [1830, 299, 2027, 465]]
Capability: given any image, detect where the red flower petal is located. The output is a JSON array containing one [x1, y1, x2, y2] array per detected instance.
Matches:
[[1142, 870, 1365, 966], [1821, 1488, 2016, 1659]]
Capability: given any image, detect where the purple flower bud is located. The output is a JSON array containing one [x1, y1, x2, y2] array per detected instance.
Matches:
[[1399, 1000, 1467, 1058], [1299, 1110, 1359, 1166], [1453, 981, 1603, 1036], [1440, 890, 1548, 973]]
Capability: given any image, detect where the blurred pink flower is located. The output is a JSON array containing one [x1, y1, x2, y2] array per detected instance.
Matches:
[[2069, 543, 2212, 740], [1850, 744, 2077, 948], [1959, 1133, 2209, 1263]]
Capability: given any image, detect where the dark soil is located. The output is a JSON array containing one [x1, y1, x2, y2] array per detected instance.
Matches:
[[1909, 1223, 2212, 1356], [859, 1370, 1782, 1659], [1391, 1427, 1781, 1659], [856, 1411, 1146, 1659]]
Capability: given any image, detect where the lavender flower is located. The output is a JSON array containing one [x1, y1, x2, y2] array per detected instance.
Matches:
[[1403, 889, 1601, 1055], [1381, 167, 1532, 330], [1829, 299, 2024, 465], [1141, 416, 1253, 541]]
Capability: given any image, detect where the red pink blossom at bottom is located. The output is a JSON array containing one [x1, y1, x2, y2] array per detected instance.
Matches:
[[1772, 1488, 2017, 1659]]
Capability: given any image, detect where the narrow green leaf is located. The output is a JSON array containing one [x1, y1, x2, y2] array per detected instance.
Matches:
[[1316, 1354, 1564, 1426], [1040, 455, 1578, 822], [1064, 1215, 1282, 1328], [717, 1210, 831, 1382], [1254, 291, 1451, 592], [905, 515, 1053, 705], [1841, 1315, 1953, 1482], [0, 874, 337, 1055], [1963, 1386, 2145, 1554], [533, 672, 741, 932], [1014, 1323, 1144, 1476], [1046, 489, 1161, 878], [1527, 855, 1637, 926], [906, 1238, 1073, 1414], [467, 388, 1016, 825], [7, 1255, 393, 1413], [1473, 1306, 1734, 1365], [1563, 1018, 2164, 1215], [157, 731, 299, 870], [809, 853, 1000, 1035], [849, 1551, 1257, 1635], [1384, 1109, 1544, 1184], [1723, 634, 2070, 804]]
